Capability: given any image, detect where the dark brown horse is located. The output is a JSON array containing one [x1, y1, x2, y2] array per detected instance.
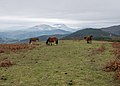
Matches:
[[84, 35, 93, 44], [46, 37, 58, 45], [29, 38, 39, 44]]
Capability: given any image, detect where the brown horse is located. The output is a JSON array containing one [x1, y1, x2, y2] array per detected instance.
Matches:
[[46, 37, 58, 45], [29, 38, 39, 44], [84, 35, 93, 44]]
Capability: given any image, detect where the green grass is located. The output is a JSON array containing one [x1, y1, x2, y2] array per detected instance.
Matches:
[[0, 40, 120, 86]]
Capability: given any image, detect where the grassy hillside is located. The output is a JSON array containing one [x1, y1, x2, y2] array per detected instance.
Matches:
[[62, 28, 118, 40], [101, 25, 120, 36], [0, 40, 120, 86]]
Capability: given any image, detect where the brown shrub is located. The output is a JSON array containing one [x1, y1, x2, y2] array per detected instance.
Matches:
[[0, 44, 36, 53], [104, 59, 120, 72], [112, 42, 120, 49], [115, 64, 120, 80], [115, 70, 120, 80], [104, 42, 120, 80], [88, 45, 106, 56], [0, 49, 5, 53], [0, 59, 15, 67]]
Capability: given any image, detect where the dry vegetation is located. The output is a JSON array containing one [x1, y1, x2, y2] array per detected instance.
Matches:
[[0, 59, 15, 67], [104, 42, 120, 80], [0, 44, 37, 68], [0, 40, 120, 86], [0, 44, 36, 53], [87, 45, 106, 56]]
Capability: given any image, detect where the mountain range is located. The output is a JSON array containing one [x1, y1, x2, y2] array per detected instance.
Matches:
[[62, 28, 119, 40], [0, 24, 120, 43], [62, 25, 120, 40], [0, 24, 72, 40], [101, 25, 120, 35]]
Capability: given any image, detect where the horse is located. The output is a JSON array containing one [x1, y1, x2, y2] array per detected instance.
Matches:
[[46, 37, 58, 45], [29, 38, 39, 44], [84, 35, 93, 44]]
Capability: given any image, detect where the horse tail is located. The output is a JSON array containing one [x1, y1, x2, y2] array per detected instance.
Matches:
[[29, 39, 32, 44], [46, 38, 49, 45]]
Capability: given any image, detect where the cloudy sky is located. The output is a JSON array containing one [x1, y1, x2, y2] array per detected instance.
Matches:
[[0, 0, 120, 30]]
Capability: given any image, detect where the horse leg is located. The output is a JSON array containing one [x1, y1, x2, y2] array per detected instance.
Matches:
[[87, 40, 89, 44], [50, 42, 52, 46], [29, 40, 31, 44], [56, 40, 58, 45]]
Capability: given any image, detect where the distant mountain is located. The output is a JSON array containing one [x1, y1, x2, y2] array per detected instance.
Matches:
[[52, 24, 77, 32], [0, 24, 120, 43], [9, 29, 70, 40], [0, 38, 18, 44], [29, 24, 53, 31], [28, 24, 77, 32], [20, 34, 68, 43], [62, 28, 118, 40], [101, 25, 120, 35], [0, 24, 71, 40]]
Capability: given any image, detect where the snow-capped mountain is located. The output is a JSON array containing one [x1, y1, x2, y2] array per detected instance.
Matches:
[[29, 24, 54, 31], [52, 24, 77, 32], [0, 24, 72, 40], [28, 24, 77, 32]]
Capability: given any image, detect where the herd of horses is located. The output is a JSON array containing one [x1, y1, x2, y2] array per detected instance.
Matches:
[[29, 35, 93, 45]]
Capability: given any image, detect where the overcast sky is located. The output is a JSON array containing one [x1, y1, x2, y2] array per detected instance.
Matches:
[[0, 0, 120, 30]]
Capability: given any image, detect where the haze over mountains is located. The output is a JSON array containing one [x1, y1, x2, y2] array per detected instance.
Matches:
[[0, 24, 120, 43], [0, 24, 72, 42]]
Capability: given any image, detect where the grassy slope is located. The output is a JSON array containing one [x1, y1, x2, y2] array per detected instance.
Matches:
[[0, 40, 120, 86]]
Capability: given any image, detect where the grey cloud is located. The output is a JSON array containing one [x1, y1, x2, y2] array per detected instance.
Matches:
[[0, 0, 120, 29]]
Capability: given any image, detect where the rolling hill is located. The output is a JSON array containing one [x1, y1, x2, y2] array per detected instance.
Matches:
[[62, 28, 118, 40], [101, 25, 120, 36]]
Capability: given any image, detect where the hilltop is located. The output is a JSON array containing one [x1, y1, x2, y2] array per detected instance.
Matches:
[[62, 28, 118, 40], [101, 25, 120, 35]]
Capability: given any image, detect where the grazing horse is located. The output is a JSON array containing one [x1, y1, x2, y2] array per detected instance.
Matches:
[[29, 38, 39, 44], [84, 35, 93, 44], [46, 37, 58, 45]]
